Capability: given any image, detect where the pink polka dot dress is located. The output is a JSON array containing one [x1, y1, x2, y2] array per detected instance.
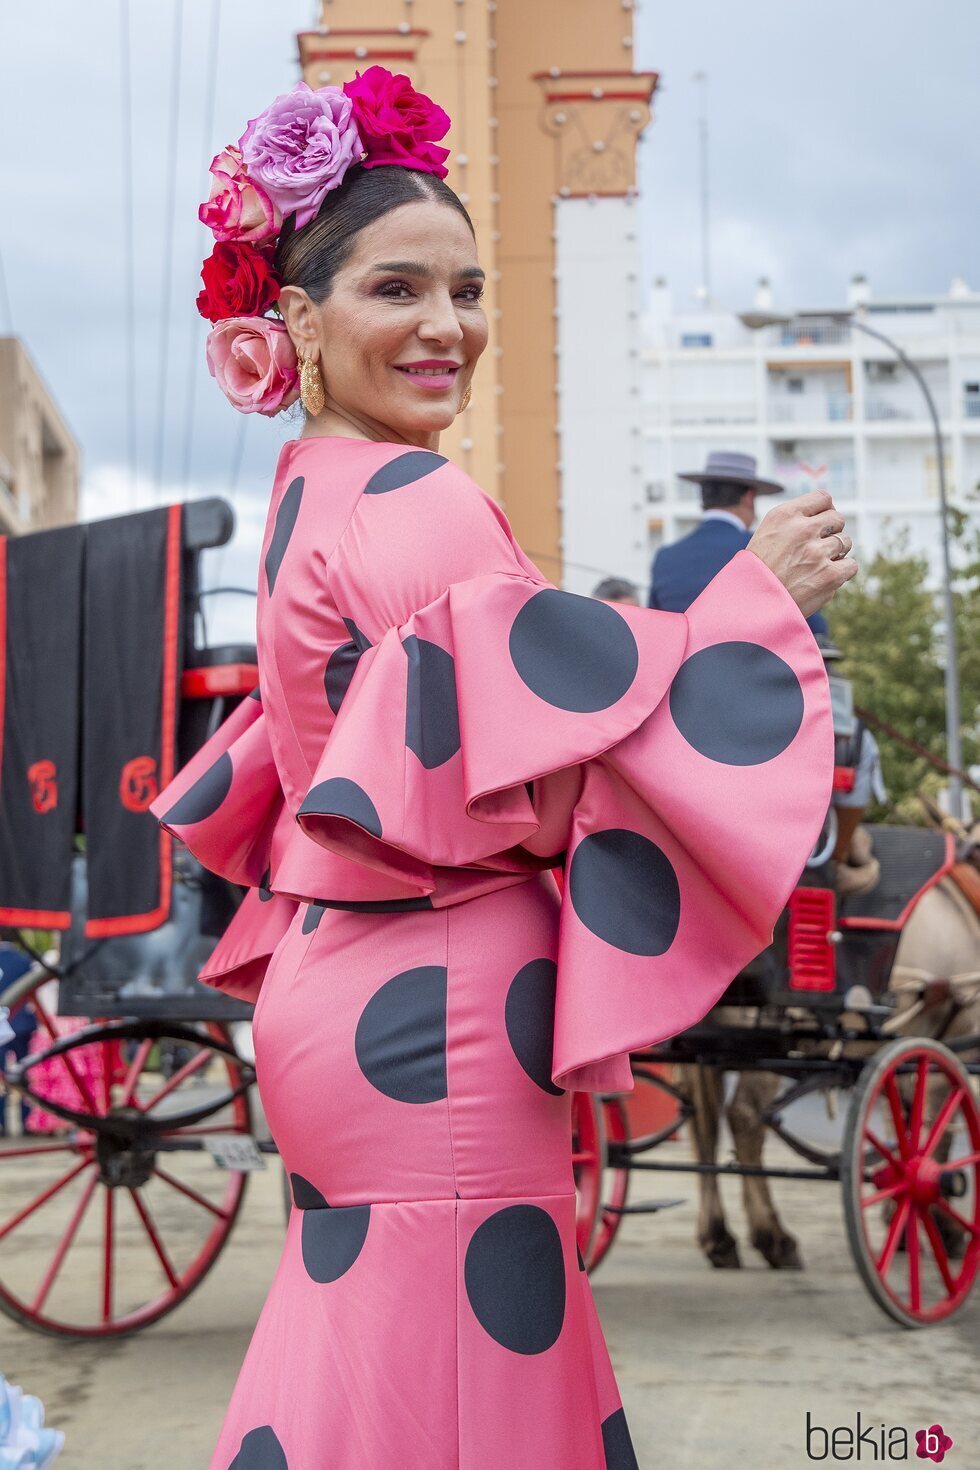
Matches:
[[152, 437, 833, 1469]]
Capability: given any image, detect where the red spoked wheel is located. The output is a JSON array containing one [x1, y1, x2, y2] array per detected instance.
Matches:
[[0, 967, 254, 1338], [571, 1091, 606, 1268], [587, 1095, 630, 1272], [842, 1036, 980, 1327]]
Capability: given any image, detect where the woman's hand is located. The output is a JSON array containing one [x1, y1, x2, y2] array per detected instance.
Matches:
[[747, 489, 857, 618]]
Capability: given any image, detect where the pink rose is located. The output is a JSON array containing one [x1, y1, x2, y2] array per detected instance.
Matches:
[[199, 145, 281, 243], [239, 82, 362, 229], [343, 66, 451, 178], [205, 317, 300, 416]]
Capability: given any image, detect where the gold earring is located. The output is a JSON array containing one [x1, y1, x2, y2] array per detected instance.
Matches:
[[459, 383, 472, 413], [300, 356, 325, 416]]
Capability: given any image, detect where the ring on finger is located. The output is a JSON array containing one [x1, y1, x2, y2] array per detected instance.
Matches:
[[827, 532, 847, 561]]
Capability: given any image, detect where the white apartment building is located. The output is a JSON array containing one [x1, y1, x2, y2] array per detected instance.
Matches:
[[620, 276, 980, 600]]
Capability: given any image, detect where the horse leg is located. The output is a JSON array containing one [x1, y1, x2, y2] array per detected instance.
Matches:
[[728, 1072, 804, 1270], [681, 1062, 741, 1268]]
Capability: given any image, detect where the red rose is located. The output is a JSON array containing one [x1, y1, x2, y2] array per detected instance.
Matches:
[[196, 241, 281, 323], [343, 66, 451, 178]]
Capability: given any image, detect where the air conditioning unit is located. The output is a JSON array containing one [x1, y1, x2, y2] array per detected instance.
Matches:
[[867, 361, 898, 383], [645, 481, 666, 503]]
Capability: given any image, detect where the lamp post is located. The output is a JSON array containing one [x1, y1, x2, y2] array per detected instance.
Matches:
[[739, 308, 966, 821]]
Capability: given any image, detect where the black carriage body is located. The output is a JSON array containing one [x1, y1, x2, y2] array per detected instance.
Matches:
[[716, 825, 952, 1020], [1, 498, 256, 1022]]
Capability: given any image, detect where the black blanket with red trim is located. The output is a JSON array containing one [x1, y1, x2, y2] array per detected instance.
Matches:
[[0, 524, 84, 928], [0, 506, 183, 935], [83, 505, 183, 936]]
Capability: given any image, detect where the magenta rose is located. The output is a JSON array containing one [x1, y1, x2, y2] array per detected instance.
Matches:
[[199, 145, 281, 243], [343, 66, 451, 178], [239, 82, 362, 229], [205, 317, 300, 416]]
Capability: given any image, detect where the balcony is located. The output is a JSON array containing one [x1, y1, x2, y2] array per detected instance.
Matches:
[[964, 396, 980, 419], [769, 321, 852, 348], [865, 395, 950, 423], [667, 398, 758, 426], [768, 394, 853, 424]]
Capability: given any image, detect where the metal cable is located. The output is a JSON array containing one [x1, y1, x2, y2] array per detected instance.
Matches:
[[153, 0, 185, 493], [180, 0, 222, 494], [119, 0, 137, 504]]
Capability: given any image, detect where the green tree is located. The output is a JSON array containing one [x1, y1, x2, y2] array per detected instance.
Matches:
[[829, 521, 979, 819]]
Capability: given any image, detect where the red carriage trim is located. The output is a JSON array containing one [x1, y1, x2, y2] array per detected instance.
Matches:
[[838, 832, 955, 933], [788, 886, 837, 991], [181, 663, 259, 699]]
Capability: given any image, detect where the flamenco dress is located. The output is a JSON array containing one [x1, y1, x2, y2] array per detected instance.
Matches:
[[151, 437, 832, 1470]]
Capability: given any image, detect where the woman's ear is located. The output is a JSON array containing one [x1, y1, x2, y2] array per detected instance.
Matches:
[[278, 285, 319, 361]]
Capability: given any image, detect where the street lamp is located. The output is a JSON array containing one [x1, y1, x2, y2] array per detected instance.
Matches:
[[739, 307, 966, 821]]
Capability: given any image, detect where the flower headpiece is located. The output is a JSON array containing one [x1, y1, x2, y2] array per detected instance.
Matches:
[[197, 67, 452, 416]]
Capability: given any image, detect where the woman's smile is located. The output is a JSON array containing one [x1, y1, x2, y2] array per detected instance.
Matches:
[[391, 358, 462, 391]]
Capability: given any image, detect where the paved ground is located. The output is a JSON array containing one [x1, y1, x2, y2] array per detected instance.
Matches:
[[1, 1114, 977, 1468]]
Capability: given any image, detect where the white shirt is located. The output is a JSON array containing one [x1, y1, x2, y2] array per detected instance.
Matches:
[[701, 509, 748, 533]]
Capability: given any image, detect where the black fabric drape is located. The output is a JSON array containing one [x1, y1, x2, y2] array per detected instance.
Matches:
[[0, 505, 183, 936], [0, 525, 85, 928]]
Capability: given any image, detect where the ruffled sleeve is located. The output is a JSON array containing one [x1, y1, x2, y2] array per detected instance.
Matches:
[[296, 514, 832, 1091], [150, 690, 299, 1002]]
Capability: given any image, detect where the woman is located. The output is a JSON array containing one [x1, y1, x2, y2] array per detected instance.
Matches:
[[155, 72, 855, 1470]]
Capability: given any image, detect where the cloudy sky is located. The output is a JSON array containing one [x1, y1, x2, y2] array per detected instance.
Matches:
[[1, 2, 977, 630]]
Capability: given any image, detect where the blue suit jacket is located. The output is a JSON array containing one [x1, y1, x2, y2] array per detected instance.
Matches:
[[648, 519, 828, 635]]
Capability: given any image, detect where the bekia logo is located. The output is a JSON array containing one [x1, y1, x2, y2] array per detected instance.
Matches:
[[915, 1426, 953, 1464], [806, 1412, 954, 1462]]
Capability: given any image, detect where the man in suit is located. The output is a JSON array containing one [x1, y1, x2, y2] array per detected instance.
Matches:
[[648, 450, 828, 635]]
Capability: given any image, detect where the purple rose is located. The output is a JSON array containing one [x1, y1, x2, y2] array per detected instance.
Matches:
[[239, 82, 363, 229]]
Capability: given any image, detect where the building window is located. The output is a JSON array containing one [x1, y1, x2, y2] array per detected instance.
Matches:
[[680, 332, 713, 348], [787, 377, 805, 394]]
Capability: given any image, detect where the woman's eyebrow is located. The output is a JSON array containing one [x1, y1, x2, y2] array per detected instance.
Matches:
[[370, 260, 486, 281]]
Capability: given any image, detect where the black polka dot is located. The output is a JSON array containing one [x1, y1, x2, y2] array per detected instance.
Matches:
[[264, 476, 303, 595], [601, 1408, 639, 1470], [576, 1243, 586, 1271], [290, 1172, 327, 1209], [568, 829, 680, 956], [302, 903, 325, 935], [364, 450, 447, 494], [505, 959, 564, 1096], [464, 1204, 566, 1354], [291, 1178, 371, 1284], [299, 778, 382, 838], [509, 590, 638, 712], [324, 620, 371, 714], [164, 751, 233, 826], [669, 641, 804, 765], [258, 867, 273, 903], [355, 966, 447, 1104], [227, 1425, 288, 1470], [248, 685, 261, 701], [403, 635, 460, 769]]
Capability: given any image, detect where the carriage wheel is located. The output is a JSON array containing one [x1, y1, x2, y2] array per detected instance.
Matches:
[[0, 968, 253, 1338], [571, 1091, 606, 1267], [587, 1095, 631, 1271], [842, 1036, 980, 1327]]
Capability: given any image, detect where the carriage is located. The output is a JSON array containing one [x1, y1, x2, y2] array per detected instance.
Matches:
[[0, 502, 977, 1338]]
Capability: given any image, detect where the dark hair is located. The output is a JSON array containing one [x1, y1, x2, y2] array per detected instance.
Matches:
[[592, 576, 638, 602], [274, 163, 475, 302], [701, 480, 753, 510]]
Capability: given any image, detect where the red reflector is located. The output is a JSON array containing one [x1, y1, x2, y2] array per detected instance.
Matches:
[[833, 766, 856, 792], [788, 887, 836, 991], [181, 663, 259, 699]]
